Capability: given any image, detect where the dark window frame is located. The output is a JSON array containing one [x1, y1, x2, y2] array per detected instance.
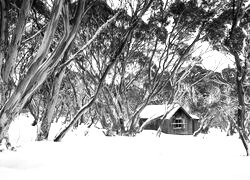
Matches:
[[172, 118, 185, 129]]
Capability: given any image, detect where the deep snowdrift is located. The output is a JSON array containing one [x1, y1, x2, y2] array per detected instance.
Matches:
[[0, 114, 250, 180]]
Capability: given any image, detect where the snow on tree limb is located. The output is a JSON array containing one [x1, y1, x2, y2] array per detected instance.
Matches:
[[54, 1, 155, 141], [60, 11, 121, 68]]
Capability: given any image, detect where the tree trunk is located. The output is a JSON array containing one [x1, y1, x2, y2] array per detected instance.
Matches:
[[2, 0, 32, 82], [235, 60, 249, 155], [36, 68, 65, 141], [0, 0, 63, 144], [0, 113, 11, 144], [0, 0, 32, 146], [226, 119, 235, 136], [227, 0, 249, 156], [0, 0, 85, 144], [0, 0, 8, 77], [53, 1, 155, 141], [229, 50, 249, 155]]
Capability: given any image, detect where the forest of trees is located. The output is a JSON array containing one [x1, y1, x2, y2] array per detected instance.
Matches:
[[0, 0, 250, 155]]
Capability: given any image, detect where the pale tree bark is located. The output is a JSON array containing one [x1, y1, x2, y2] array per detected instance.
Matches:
[[15, 0, 85, 109], [54, 0, 155, 141], [36, 41, 73, 141], [0, 0, 8, 77], [2, 0, 32, 82], [54, 23, 132, 141], [36, 67, 65, 141], [0, 0, 86, 145], [0, 0, 63, 144], [28, 98, 41, 126], [0, 0, 33, 144]]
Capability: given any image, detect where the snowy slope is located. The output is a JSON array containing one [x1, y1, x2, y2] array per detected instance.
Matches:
[[0, 116, 250, 180]]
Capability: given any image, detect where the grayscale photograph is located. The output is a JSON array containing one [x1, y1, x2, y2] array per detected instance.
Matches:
[[0, 0, 250, 179]]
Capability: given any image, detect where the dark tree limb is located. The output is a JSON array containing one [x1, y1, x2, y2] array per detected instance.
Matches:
[[54, 1, 155, 141]]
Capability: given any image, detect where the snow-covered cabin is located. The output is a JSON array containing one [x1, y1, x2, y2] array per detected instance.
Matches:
[[139, 104, 199, 135]]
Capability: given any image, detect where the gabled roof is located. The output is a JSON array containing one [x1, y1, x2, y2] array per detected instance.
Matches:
[[190, 114, 199, 120], [139, 103, 199, 120]]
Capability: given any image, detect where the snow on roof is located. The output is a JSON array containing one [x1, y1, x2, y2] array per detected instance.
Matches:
[[139, 104, 181, 119], [190, 114, 199, 120], [139, 103, 199, 120], [139, 104, 167, 119], [165, 104, 182, 119]]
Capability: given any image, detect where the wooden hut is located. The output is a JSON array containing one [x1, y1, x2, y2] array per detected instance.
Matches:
[[139, 104, 199, 135]]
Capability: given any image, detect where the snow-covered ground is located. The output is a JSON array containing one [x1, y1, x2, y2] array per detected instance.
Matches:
[[0, 114, 250, 180]]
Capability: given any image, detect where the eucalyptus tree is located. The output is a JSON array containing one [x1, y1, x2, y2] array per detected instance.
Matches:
[[0, 0, 111, 147], [66, 0, 215, 136], [126, 0, 215, 133], [53, 0, 211, 137], [201, 0, 250, 155], [34, 0, 117, 140], [54, 0, 155, 141]]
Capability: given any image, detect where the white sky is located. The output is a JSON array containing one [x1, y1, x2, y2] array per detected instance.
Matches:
[[202, 50, 234, 72], [192, 42, 234, 72]]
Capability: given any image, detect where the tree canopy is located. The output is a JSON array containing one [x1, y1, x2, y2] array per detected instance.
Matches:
[[0, 0, 249, 155]]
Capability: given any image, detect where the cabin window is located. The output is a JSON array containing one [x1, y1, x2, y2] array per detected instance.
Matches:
[[172, 118, 185, 129]]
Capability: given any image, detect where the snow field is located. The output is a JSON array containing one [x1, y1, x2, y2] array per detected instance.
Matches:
[[0, 115, 250, 180]]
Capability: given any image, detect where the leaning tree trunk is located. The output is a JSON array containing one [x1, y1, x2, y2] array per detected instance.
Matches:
[[0, 0, 85, 145], [0, 0, 63, 144], [36, 67, 65, 141], [53, 1, 155, 141], [0, 0, 33, 143], [54, 29, 131, 141], [37, 41, 73, 141]]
